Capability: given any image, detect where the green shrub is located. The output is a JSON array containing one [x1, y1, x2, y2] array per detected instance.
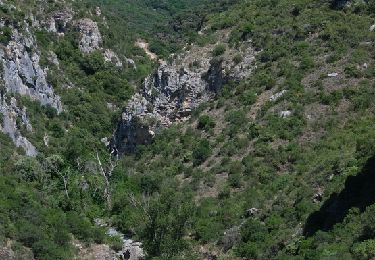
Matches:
[[197, 115, 215, 131], [228, 173, 242, 188], [0, 27, 12, 44], [192, 140, 211, 165], [218, 186, 231, 199], [212, 44, 226, 56], [233, 54, 244, 64], [344, 65, 362, 78], [107, 236, 124, 251]]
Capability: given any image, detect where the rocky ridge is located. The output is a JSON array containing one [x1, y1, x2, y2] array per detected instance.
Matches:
[[111, 39, 257, 154], [0, 3, 124, 155], [0, 16, 62, 155], [0, 24, 62, 112]]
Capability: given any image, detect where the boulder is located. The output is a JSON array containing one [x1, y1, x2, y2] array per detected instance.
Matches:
[[280, 110, 292, 118], [270, 90, 287, 102], [327, 72, 339, 77], [245, 207, 260, 218]]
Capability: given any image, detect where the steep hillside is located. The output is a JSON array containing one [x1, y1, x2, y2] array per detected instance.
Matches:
[[1, 0, 375, 259]]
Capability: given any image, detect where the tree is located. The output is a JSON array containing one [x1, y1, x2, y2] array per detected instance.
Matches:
[[133, 191, 194, 258], [352, 240, 375, 259], [192, 139, 211, 165], [44, 155, 71, 200], [197, 115, 215, 131]]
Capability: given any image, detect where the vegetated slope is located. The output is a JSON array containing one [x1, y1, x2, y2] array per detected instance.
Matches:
[[0, 0, 375, 259], [85, 0, 238, 57], [0, 0, 236, 258], [107, 0, 375, 259]]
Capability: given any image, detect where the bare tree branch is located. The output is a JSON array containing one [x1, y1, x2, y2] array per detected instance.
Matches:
[[95, 151, 118, 209]]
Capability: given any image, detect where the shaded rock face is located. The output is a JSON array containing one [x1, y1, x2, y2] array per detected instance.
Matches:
[[45, 10, 73, 33], [203, 58, 225, 92], [304, 155, 375, 236], [111, 41, 257, 155], [111, 116, 153, 155], [330, 0, 353, 9]]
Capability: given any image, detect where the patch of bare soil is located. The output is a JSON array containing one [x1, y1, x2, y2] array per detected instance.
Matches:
[[135, 39, 158, 61]]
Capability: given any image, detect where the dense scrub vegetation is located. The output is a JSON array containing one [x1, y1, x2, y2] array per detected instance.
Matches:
[[108, 0, 375, 258], [1, 0, 375, 259]]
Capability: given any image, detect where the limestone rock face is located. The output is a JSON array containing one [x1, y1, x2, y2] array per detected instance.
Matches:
[[111, 41, 257, 155], [104, 49, 123, 67], [76, 18, 102, 54], [0, 27, 62, 113], [45, 10, 73, 34], [0, 22, 63, 155], [43, 9, 122, 67], [0, 5, 124, 155], [0, 97, 37, 157]]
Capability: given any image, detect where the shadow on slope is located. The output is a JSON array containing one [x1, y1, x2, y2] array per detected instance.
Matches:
[[304, 155, 375, 236]]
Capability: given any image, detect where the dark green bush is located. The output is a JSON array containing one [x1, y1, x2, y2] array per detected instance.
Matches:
[[0, 27, 12, 44], [197, 115, 216, 131], [212, 44, 227, 56], [192, 140, 211, 166]]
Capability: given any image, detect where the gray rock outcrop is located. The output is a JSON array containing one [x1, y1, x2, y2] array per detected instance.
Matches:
[[94, 219, 145, 260], [45, 10, 73, 34], [0, 96, 37, 156], [43, 9, 122, 67], [76, 18, 102, 54], [111, 41, 257, 155], [0, 26, 62, 112], [0, 22, 65, 155], [104, 49, 123, 67]]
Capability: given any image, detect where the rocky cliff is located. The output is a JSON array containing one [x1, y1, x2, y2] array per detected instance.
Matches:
[[0, 16, 62, 155], [0, 2, 123, 155], [1, 25, 63, 112], [110, 39, 257, 154]]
